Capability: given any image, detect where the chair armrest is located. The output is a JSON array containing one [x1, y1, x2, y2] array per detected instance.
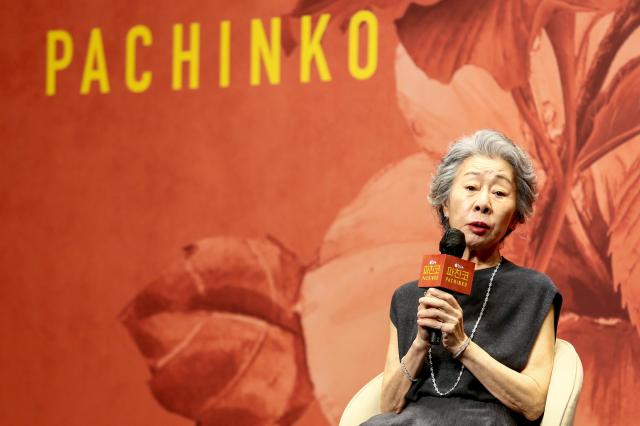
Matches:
[[339, 372, 384, 426], [541, 339, 584, 426]]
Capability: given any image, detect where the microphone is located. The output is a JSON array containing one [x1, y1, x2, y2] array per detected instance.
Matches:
[[439, 228, 466, 258], [418, 228, 476, 345]]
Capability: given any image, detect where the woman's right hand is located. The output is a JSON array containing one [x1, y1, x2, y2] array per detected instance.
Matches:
[[413, 293, 431, 350]]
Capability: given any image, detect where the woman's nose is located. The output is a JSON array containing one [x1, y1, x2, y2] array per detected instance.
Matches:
[[473, 190, 491, 214], [474, 204, 491, 214]]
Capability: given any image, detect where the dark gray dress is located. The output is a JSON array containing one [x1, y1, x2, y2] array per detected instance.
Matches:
[[361, 257, 562, 425]]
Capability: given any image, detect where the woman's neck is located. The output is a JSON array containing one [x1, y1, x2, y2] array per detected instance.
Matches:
[[462, 247, 502, 270]]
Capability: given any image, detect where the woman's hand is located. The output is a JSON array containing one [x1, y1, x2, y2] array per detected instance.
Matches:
[[418, 288, 468, 354], [413, 297, 431, 350]]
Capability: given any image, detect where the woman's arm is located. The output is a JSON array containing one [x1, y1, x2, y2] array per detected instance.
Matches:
[[421, 287, 555, 421], [459, 305, 555, 420], [379, 321, 429, 413]]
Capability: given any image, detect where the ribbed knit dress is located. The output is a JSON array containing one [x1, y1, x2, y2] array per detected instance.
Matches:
[[361, 257, 562, 426]]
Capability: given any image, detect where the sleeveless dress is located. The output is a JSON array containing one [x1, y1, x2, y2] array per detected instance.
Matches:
[[361, 257, 562, 425]]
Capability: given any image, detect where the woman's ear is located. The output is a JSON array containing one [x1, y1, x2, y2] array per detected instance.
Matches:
[[442, 203, 449, 219]]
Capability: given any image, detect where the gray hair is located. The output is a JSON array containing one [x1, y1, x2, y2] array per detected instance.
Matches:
[[429, 129, 537, 234]]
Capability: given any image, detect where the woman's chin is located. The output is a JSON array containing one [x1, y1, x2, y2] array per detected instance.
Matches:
[[454, 227, 499, 256], [461, 230, 484, 246], [464, 236, 498, 255]]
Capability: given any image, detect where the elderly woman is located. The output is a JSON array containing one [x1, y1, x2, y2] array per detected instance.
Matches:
[[362, 130, 562, 425]]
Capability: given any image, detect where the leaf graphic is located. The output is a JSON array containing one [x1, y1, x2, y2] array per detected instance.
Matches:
[[317, 152, 441, 265], [558, 0, 626, 8], [607, 152, 640, 334], [542, 171, 628, 318], [300, 153, 442, 424], [291, 0, 440, 22], [394, 44, 527, 158], [304, 242, 437, 424], [576, 1, 640, 152], [395, 0, 625, 91], [119, 237, 314, 426], [395, 0, 550, 91], [577, 140, 640, 334], [558, 314, 640, 426], [578, 56, 640, 171]]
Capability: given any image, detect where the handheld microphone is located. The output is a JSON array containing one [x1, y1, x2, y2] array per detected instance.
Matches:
[[418, 228, 476, 345]]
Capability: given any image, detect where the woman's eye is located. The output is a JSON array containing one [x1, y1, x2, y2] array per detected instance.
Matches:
[[494, 191, 506, 197], [465, 185, 476, 191]]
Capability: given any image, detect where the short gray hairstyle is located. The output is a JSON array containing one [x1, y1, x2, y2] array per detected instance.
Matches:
[[429, 129, 537, 234]]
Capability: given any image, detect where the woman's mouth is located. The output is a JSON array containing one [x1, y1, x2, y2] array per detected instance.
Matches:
[[468, 221, 490, 235]]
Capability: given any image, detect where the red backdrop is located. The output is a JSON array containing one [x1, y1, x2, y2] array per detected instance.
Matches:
[[2, 1, 640, 425]]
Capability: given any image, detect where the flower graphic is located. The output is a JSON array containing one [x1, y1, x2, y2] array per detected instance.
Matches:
[[121, 1, 640, 425]]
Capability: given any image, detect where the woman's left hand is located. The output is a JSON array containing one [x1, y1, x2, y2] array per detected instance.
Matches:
[[419, 288, 468, 354]]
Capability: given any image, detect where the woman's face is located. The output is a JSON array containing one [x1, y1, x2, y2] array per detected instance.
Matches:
[[443, 155, 517, 254]]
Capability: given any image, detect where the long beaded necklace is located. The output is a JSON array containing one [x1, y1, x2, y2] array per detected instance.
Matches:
[[427, 257, 502, 396]]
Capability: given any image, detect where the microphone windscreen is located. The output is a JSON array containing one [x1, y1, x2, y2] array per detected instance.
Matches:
[[439, 228, 466, 258]]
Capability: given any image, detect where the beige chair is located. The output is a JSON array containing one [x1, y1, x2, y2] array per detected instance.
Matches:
[[339, 339, 583, 426]]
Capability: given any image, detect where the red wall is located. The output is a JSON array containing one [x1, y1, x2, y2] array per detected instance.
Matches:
[[2, 1, 639, 425]]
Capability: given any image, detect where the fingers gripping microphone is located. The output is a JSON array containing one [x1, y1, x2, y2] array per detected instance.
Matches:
[[418, 228, 476, 345]]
